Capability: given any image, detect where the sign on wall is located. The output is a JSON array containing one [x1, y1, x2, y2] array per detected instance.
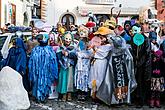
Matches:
[[86, 0, 114, 5]]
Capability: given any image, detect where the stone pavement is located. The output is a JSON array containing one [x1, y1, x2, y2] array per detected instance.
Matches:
[[28, 98, 165, 110]]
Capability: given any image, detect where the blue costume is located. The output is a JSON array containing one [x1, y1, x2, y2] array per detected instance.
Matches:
[[28, 34, 58, 102], [1, 37, 29, 91], [3, 38, 27, 74]]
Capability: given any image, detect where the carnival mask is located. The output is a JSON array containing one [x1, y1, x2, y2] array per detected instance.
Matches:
[[132, 26, 141, 34], [64, 33, 72, 46], [90, 36, 102, 47], [37, 34, 49, 46]]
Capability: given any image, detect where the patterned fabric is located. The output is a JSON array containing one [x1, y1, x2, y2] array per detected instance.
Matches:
[[151, 77, 164, 92], [75, 50, 91, 92]]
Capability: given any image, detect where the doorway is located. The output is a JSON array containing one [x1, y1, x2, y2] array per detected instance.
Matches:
[[61, 14, 75, 31]]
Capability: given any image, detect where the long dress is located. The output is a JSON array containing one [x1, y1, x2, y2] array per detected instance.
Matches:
[[74, 49, 92, 92], [57, 45, 76, 94], [88, 44, 112, 95], [28, 45, 58, 101]]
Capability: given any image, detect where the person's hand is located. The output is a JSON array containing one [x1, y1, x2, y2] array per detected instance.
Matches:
[[62, 50, 68, 56]]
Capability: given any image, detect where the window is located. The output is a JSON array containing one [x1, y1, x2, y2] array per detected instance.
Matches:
[[61, 14, 75, 31]]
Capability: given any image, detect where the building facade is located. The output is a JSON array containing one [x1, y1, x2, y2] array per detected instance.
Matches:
[[155, 0, 165, 21], [0, 0, 34, 28], [41, 0, 157, 29]]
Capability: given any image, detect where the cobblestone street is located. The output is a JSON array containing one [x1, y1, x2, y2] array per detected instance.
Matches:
[[29, 98, 165, 110]]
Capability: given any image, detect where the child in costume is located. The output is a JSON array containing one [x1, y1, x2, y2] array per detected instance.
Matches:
[[74, 25, 92, 101], [57, 32, 77, 101], [28, 34, 58, 103]]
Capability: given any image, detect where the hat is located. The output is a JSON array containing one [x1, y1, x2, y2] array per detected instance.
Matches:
[[94, 27, 113, 35], [104, 17, 116, 29], [85, 21, 96, 28], [116, 25, 124, 31]]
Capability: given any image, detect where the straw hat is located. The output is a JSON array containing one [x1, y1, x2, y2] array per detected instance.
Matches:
[[94, 27, 113, 35]]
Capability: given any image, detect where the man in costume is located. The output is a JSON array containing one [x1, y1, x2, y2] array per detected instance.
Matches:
[[28, 34, 58, 103]]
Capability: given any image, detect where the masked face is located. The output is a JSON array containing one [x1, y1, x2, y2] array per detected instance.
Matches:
[[132, 26, 141, 34], [64, 33, 72, 46], [91, 36, 102, 47]]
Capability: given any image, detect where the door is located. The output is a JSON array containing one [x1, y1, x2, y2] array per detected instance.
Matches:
[[61, 14, 75, 31]]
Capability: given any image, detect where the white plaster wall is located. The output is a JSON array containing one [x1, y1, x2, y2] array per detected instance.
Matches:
[[47, 0, 153, 26], [1, 0, 32, 27]]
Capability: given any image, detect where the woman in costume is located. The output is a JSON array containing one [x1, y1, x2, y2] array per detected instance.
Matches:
[[74, 25, 92, 101], [28, 34, 58, 103], [88, 27, 113, 100], [57, 32, 77, 101]]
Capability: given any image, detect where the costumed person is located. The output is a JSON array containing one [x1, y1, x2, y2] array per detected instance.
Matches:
[[124, 20, 133, 37], [57, 23, 66, 45], [49, 31, 59, 52], [48, 32, 59, 99], [149, 32, 164, 108], [1, 37, 28, 91], [114, 25, 131, 44], [26, 27, 39, 55], [130, 23, 152, 108], [96, 35, 137, 106], [85, 17, 96, 41], [28, 34, 58, 103], [57, 32, 77, 101], [74, 25, 92, 101], [104, 6, 120, 30], [88, 27, 113, 102]]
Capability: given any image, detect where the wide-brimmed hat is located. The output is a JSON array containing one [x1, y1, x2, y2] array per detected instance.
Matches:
[[94, 27, 113, 35]]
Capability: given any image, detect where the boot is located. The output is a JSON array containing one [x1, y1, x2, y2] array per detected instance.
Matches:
[[62, 94, 67, 101], [149, 99, 154, 108], [155, 99, 161, 108], [67, 93, 72, 101]]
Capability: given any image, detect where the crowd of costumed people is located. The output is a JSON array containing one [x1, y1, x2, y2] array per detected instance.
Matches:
[[0, 7, 165, 108]]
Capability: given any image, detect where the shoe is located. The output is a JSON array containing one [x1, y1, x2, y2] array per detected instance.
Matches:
[[81, 95, 86, 101], [155, 99, 161, 108], [78, 95, 82, 101], [135, 105, 143, 108], [149, 99, 154, 108], [67, 93, 72, 101], [62, 94, 67, 101]]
